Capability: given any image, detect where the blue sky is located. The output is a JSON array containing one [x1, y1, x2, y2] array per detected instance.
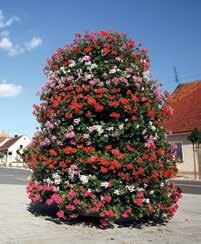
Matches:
[[1, 0, 201, 138]]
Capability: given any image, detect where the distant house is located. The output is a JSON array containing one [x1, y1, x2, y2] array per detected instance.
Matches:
[[164, 80, 201, 179], [0, 132, 31, 167]]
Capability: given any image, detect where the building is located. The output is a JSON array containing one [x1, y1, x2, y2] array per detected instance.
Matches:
[[165, 80, 201, 179], [0, 132, 31, 167]]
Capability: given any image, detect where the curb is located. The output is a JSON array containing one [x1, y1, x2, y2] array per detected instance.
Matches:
[[0, 166, 31, 172]]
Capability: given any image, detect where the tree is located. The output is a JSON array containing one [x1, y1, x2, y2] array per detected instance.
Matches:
[[24, 31, 182, 227]]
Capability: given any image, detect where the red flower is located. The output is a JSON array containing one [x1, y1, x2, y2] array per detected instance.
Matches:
[[148, 109, 155, 118], [133, 199, 143, 207], [84, 46, 92, 53], [103, 196, 112, 203], [100, 167, 108, 174], [128, 40, 135, 48], [65, 113, 73, 119], [136, 192, 144, 198], [111, 112, 120, 119], [63, 146, 76, 154], [126, 163, 134, 170], [95, 103, 104, 112], [87, 155, 98, 164], [49, 149, 57, 156], [86, 96, 97, 106], [70, 101, 83, 113], [157, 148, 164, 156]]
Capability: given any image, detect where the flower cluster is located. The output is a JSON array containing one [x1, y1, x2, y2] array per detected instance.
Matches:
[[24, 31, 182, 227]]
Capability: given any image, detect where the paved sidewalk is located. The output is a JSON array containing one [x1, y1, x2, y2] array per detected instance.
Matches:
[[0, 185, 201, 244]]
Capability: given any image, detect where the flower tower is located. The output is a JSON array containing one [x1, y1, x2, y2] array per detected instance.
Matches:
[[25, 31, 182, 227]]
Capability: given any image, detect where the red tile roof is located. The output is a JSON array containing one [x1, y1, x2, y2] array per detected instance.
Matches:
[[0, 137, 7, 144], [164, 80, 201, 134], [0, 136, 22, 152]]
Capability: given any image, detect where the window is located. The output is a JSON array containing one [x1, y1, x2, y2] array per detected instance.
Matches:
[[175, 143, 183, 160], [170, 142, 183, 161]]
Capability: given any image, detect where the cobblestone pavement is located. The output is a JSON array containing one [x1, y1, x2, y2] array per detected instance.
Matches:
[[0, 185, 201, 244]]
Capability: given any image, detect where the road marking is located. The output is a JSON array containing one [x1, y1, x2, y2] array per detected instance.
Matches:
[[176, 183, 201, 188]]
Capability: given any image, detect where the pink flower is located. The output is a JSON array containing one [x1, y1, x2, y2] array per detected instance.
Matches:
[[136, 192, 144, 198], [83, 55, 91, 61], [133, 199, 143, 207], [68, 190, 77, 197], [56, 210, 65, 219], [122, 212, 129, 218], [89, 79, 97, 86], [51, 194, 62, 204], [65, 131, 75, 139], [103, 196, 112, 203], [66, 205, 76, 211], [147, 204, 155, 213], [46, 198, 53, 205], [100, 218, 109, 227], [105, 209, 114, 218]]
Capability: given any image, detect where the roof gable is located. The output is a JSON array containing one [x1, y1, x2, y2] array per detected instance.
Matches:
[[164, 80, 201, 134], [0, 136, 22, 152]]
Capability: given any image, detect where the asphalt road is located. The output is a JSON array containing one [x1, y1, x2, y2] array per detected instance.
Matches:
[[0, 167, 30, 185], [1, 168, 201, 194]]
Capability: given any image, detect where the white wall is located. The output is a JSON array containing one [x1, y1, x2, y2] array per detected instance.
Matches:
[[5, 135, 31, 166], [167, 133, 199, 179]]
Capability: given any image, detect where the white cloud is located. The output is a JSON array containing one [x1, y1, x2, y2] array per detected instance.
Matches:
[[0, 10, 19, 29], [26, 37, 42, 50], [0, 37, 13, 49], [0, 81, 22, 97], [0, 10, 42, 56]]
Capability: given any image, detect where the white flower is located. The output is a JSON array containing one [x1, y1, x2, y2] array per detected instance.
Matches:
[[160, 182, 164, 187], [85, 73, 94, 80], [100, 182, 110, 188], [60, 66, 66, 74], [126, 185, 135, 192], [150, 190, 154, 195], [85, 61, 92, 66], [90, 63, 97, 69], [83, 133, 90, 139], [143, 70, 151, 80], [69, 60, 76, 67], [106, 126, 114, 131], [119, 124, 124, 130], [52, 173, 62, 185], [142, 129, 147, 135], [74, 118, 81, 124], [145, 198, 150, 204], [79, 175, 89, 184], [95, 125, 104, 135], [44, 178, 52, 185], [114, 189, 120, 195], [151, 125, 156, 131], [109, 67, 117, 74]]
